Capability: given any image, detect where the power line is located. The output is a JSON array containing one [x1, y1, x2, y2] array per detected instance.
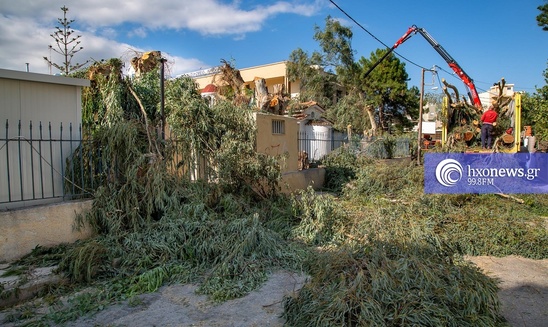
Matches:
[[328, 0, 427, 71], [328, 0, 474, 90], [328, 1, 541, 94]]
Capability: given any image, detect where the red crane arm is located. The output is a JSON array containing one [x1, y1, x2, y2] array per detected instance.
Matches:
[[364, 25, 483, 109]]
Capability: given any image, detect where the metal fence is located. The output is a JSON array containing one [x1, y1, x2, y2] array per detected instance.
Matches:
[[360, 136, 411, 158], [298, 130, 348, 161], [1, 120, 89, 206], [1, 120, 408, 207], [0, 120, 212, 208]]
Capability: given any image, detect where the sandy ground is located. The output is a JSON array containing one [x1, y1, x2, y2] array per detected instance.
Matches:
[[1, 256, 547, 326], [62, 256, 548, 327], [63, 271, 308, 327], [467, 256, 548, 327]]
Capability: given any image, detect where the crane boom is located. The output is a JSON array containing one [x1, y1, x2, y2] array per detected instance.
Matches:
[[364, 25, 483, 109]]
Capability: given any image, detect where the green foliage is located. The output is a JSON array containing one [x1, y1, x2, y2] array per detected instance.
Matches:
[[359, 50, 417, 133], [321, 146, 371, 193], [8, 150, 548, 325], [522, 67, 548, 141], [538, 1, 548, 31], [59, 240, 108, 282], [75, 120, 171, 234], [8, 58, 548, 326], [167, 81, 283, 198], [346, 160, 422, 199], [289, 16, 418, 135], [131, 69, 161, 120], [81, 59, 126, 127], [417, 195, 548, 259], [363, 136, 396, 159], [313, 16, 355, 69], [61, 193, 308, 298], [286, 48, 336, 106], [284, 241, 503, 327], [281, 157, 547, 326], [339, 159, 548, 259], [326, 93, 371, 132], [290, 187, 347, 246]]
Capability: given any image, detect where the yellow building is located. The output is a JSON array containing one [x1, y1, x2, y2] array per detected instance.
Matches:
[[253, 112, 299, 172], [183, 61, 301, 98], [184, 61, 332, 193]]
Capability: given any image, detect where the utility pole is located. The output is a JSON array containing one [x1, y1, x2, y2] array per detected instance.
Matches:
[[417, 66, 438, 164], [159, 58, 167, 142], [417, 68, 425, 165]]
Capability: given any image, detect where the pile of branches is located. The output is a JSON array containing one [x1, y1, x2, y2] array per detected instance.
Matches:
[[284, 241, 502, 326], [60, 64, 302, 301]]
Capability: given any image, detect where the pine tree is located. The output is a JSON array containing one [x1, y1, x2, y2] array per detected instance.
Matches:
[[43, 6, 89, 75]]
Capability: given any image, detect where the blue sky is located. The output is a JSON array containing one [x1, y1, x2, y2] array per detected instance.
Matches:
[[1, 0, 546, 96]]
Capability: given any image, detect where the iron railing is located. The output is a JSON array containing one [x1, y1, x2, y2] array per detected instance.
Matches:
[[0, 120, 208, 208], [0, 120, 91, 206], [2, 121, 365, 207], [297, 130, 348, 161]]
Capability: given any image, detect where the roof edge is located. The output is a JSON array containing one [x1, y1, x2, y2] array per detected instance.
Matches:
[[0, 68, 90, 87]]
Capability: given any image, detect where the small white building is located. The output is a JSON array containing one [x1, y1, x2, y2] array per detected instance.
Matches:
[[0, 68, 89, 208], [291, 102, 345, 161]]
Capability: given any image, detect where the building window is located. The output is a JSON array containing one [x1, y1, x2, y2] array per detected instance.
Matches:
[[272, 119, 285, 134]]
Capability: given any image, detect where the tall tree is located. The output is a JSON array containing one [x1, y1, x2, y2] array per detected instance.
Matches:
[[286, 48, 336, 106], [523, 2, 548, 142], [43, 6, 89, 75], [310, 16, 380, 134], [537, 1, 548, 31], [522, 66, 548, 141], [359, 49, 417, 133], [287, 16, 417, 135]]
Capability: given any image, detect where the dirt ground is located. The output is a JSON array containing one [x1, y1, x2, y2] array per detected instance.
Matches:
[[467, 256, 548, 327], [63, 271, 308, 327], [1, 256, 547, 326], [62, 256, 548, 327]]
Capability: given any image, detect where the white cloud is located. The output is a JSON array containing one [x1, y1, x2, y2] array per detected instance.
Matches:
[[0, 0, 323, 74], [99, 27, 119, 40], [128, 27, 147, 39], [5, 0, 322, 35]]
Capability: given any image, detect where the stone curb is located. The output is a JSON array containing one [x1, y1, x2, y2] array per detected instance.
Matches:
[[0, 265, 66, 309]]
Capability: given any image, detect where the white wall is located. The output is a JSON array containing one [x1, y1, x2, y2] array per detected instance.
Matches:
[[0, 69, 89, 208]]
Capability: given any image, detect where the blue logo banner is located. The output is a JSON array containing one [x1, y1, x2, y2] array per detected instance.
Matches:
[[424, 153, 548, 194]]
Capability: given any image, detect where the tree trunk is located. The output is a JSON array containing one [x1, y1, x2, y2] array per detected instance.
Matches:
[[378, 102, 388, 133], [365, 104, 377, 136], [272, 83, 284, 95], [254, 78, 269, 111]]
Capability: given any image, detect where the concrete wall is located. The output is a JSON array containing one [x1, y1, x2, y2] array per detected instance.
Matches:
[[280, 167, 325, 194], [0, 200, 93, 262], [254, 112, 299, 172]]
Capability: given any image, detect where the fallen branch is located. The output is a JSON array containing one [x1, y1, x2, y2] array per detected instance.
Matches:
[[495, 193, 524, 204], [127, 83, 163, 159]]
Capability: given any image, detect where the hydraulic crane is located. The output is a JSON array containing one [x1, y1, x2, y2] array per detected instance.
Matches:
[[363, 25, 483, 109]]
